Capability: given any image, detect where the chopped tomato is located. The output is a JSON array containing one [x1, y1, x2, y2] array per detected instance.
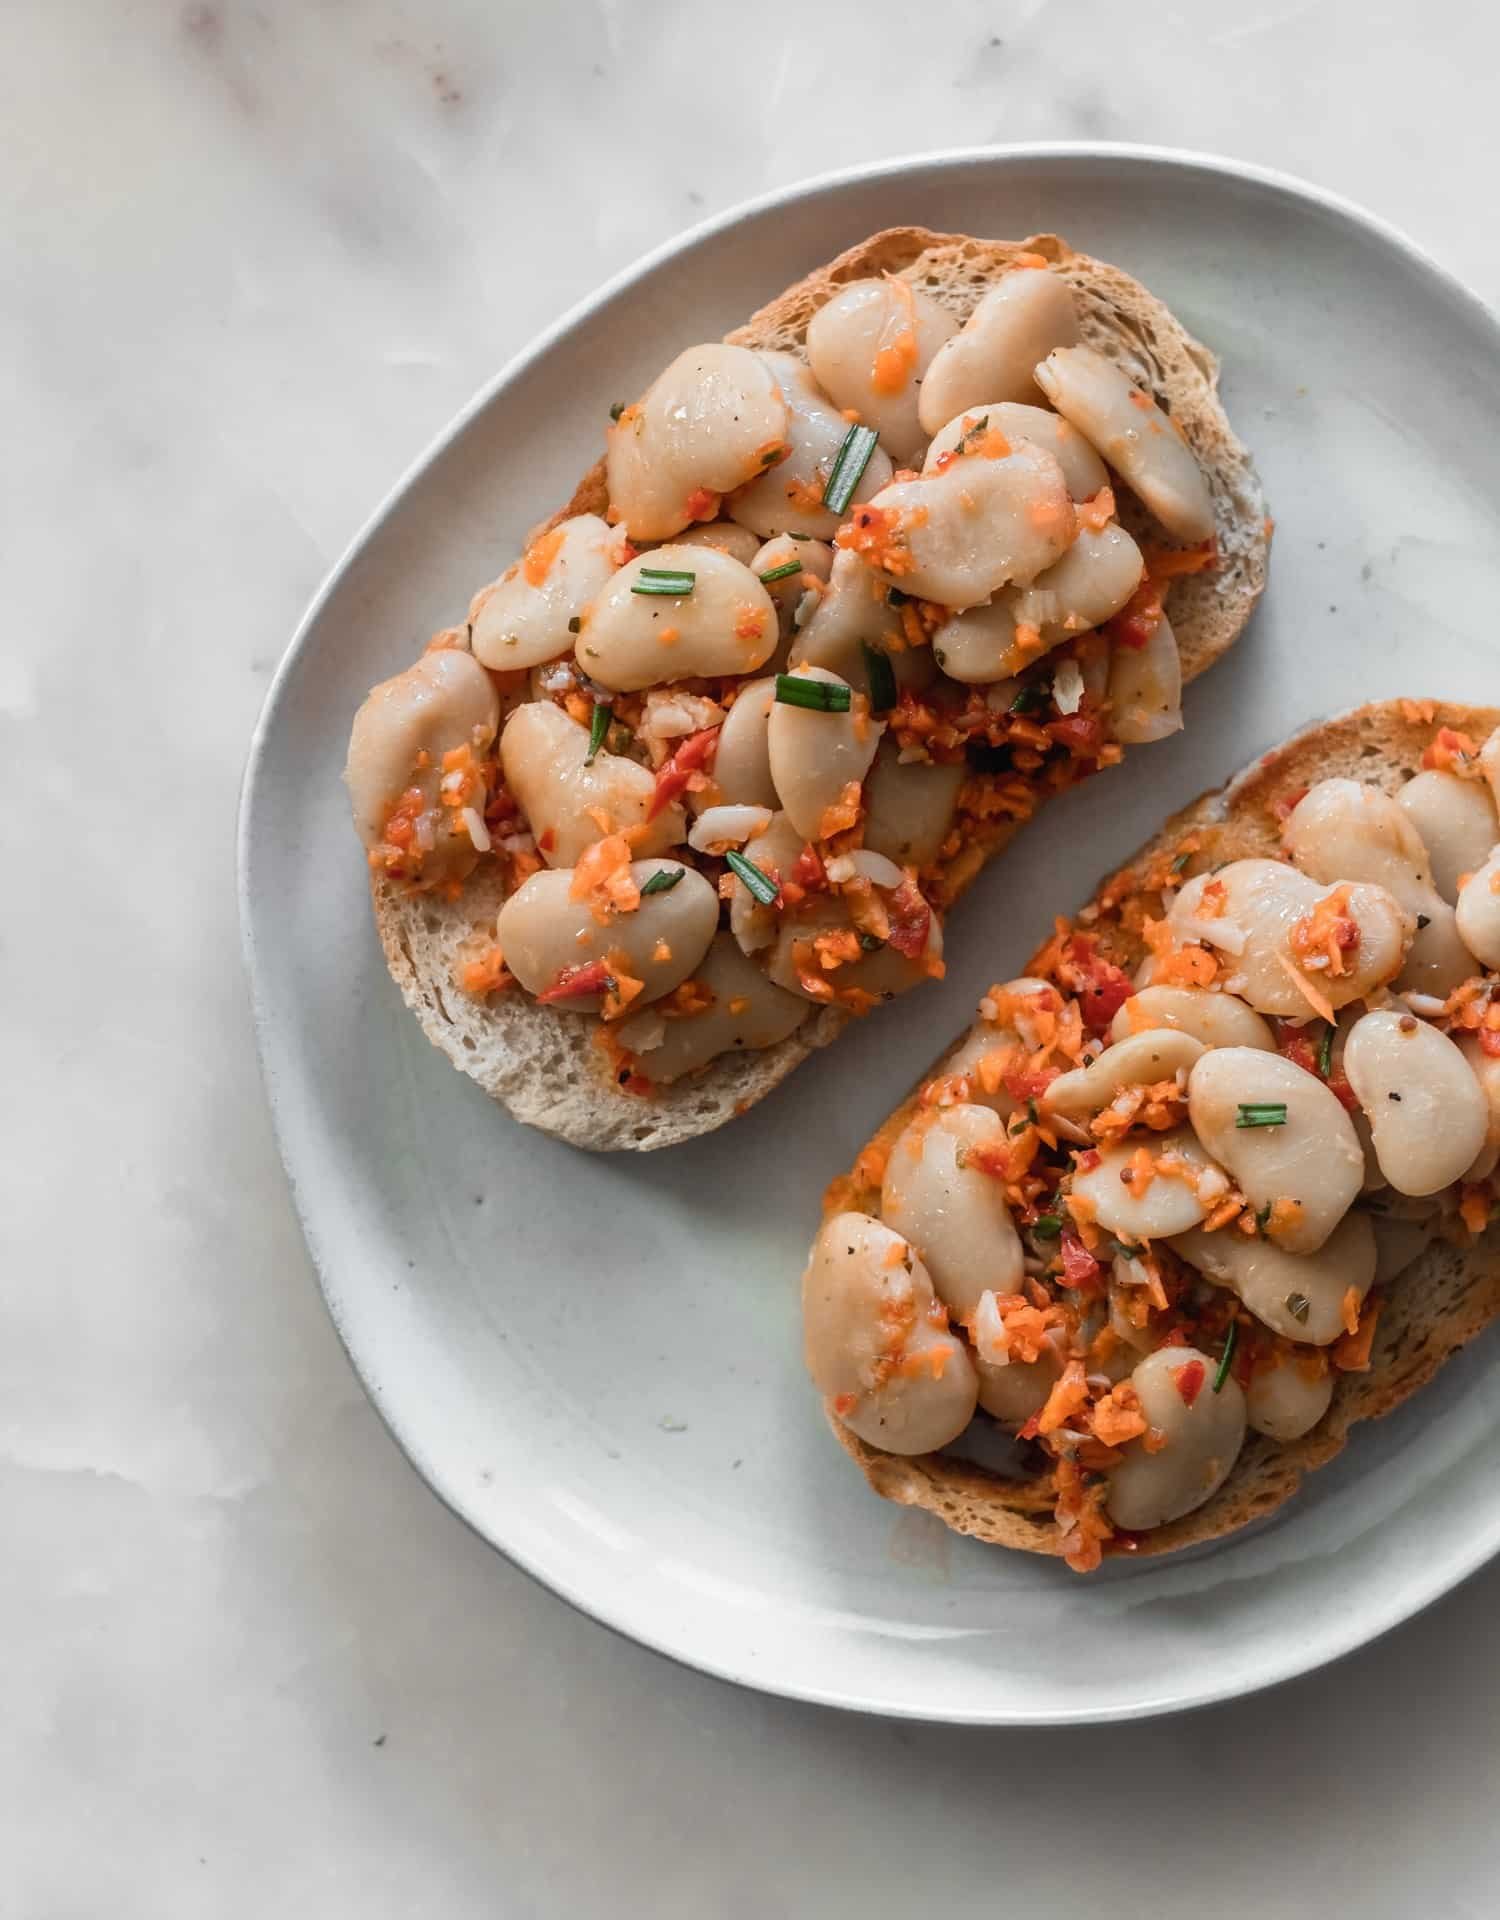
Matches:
[[790, 843, 826, 893], [1484, 1026, 1500, 1059], [683, 487, 719, 523], [1002, 1063, 1059, 1103], [1105, 579, 1164, 650], [1064, 938, 1134, 1037], [1059, 1229, 1102, 1292], [536, 959, 612, 1004], [1048, 708, 1106, 759], [885, 878, 931, 960], [648, 727, 719, 819], [1173, 1358, 1206, 1407]]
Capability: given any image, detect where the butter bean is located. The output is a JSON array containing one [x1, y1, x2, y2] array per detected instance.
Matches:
[[1105, 1346, 1246, 1529], [579, 546, 777, 691], [880, 1107, 1025, 1317], [496, 860, 717, 1010], [1342, 1009, 1488, 1196], [499, 699, 684, 865], [804, 279, 958, 463]]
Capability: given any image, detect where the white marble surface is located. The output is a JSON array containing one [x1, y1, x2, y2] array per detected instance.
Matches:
[[7, 1, 1500, 1911]]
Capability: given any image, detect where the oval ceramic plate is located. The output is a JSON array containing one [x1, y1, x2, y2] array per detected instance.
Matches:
[[241, 147, 1500, 1723]]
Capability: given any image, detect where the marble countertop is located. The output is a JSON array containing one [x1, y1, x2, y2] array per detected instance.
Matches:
[[8, 2, 1500, 1911]]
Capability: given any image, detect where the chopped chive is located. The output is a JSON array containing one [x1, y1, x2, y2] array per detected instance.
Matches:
[[1010, 682, 1050, 716], [585, 702, 611, 764], [1285, 1290, 1311, 1324], [1031, 1213, 1064, 1239], [1317, 1024, 1334, 1078], [567, 616, 582, 634], [759, 443, 785, 466], [609, 401, 625, 422], [822, 423, 880, 514], [954, 412, 990, 454], [1256, 1201, 1273, 1230], [1171, 851, 1192, 875], [775, 673, 851, 713], [862, 643, 897, 714], [858, 931, 885, 952], [759, 558, 803, 585], [1027, 1099, 1040, 1125], [631, 567, 696, 596], [1236, 1102, 1288, 1129], [724, 848, 779, 907], [1212, 1318, 1238, 1393], [639, 867, 685, 896]]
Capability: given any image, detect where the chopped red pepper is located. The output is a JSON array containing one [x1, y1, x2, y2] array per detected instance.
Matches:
[[1002, 1063, 1059, 1103], [1274, 1021, 1358, 1109], [1059, 1229, 1102, 1292], [1483, 1026, 1500, 1059], [1104, 579, 1164, 651], [648, 727, 719, 820], [884, 878, 931, 960], [536, 958, 612, 1004], [683, 486, 719, 522], [1173, 1358, 1206, 1407], [1062, 937, 1134, 1036], [789, 843, 826, 893], [1048, 708, 1106, 760]]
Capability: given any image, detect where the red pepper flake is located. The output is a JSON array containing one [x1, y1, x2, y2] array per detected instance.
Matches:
[[1173, 1358, 1207, 1407]]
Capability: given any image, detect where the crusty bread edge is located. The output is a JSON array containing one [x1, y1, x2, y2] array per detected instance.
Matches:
[[370, 228, 1270, 1152], [823, 700, 1500, 1562]]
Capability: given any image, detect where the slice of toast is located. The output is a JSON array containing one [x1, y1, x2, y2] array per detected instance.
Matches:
[[372, 228, 1270, 1152], [822, 701, 1500, 1561]]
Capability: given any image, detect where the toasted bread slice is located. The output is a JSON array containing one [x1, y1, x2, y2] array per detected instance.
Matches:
[[372, 228, 1270, 1152], [823, 700, 1500, 1561]]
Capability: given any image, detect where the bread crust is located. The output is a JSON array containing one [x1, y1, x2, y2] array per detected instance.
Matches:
[[823, 700, 1500, 1561], [370, 228, 1270, 1151]]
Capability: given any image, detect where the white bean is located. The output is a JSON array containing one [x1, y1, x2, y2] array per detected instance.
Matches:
[[1397, 769, 1498, 902], [1246, 1353, 1334, 1440], [924, 400, 1108, 501], [974, 1339, 1063, 1428], [1043, 1029, 1204, 1120], [666, 520, 764, 566], [1034, 345, 1215, 544], [748, 533, 836, 670], [766, 667, 882, 840], [1171, 1209, 1375, 1344], [617, 932, 808, 1081], [1187, 1047, 1363, 1253], [1457, 1031, 1500, 1150], [728, 810, 803, 955], [804, 278, 958, 463], [1110, 985, 1276, 1052], [918, 269, 1083, 433], [935, 1024, 1022, 1120], [793, 548, 936, 697], [1105, 1346, 1246, 1530], [499, 699, 684, 865], [1284, 778, 1472, 996], [802, 1212, 977, 1455], [579, 545, 777, 691], [767, 894, 940, 1004], [880, 1107, 1024, 1317], [1456, 849, 1500, 968], [702, 678, 779, 811], [1107, 611, 1183, 744], [496, 860, 717, 1010], [1342, 1009, 1488, 1195], [856, 440, 1075, 609], [1070, 1127, 1220, 1240], [862, 737, 964, 869], [729, 353, 893, 539], [605, 344, 789, 541], [688, 804, 772, 852], [1167, 860, 1411, 1016], [345, 649, 500, 882], [931, 523, 1143, 684], [470, 514, 629, 672]]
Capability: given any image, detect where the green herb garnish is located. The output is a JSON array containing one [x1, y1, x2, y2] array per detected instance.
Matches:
[[953, 413, 990, 454], [862, 643, 897, 714], [821, 423, 879, 514], [639, 867, 685, 896], [759, 558, 803, 585], [1031, 1213, 1064, 1239], [1213, 1318, 1238, 1393], [1236, 1102, 1288, 1129], [631, 567, 696, 597], [585, 702, 611, 764], [1285, 1291, 1311, 1325], [1171, 851, 1192, 875], [1010, 682, 1051, 716], [609, 401, 626, 422], [724, 849, 779, 906], [774, 673, 851, 714], [1256, 1201, 1273, 1230], [1317, 1024, 1334, 1078], [858, 931, 885, 952]]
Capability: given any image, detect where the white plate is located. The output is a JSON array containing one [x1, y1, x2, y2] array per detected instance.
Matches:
[[241, 146, 1500, 1724]]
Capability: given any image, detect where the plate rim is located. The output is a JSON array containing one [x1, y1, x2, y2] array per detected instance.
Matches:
[[238, 142, 1500, 1724]]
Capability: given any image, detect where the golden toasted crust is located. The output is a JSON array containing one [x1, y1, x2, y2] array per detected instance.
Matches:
[[824, 701, 1500, 1560], [371, 228, 1269, 1151]]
